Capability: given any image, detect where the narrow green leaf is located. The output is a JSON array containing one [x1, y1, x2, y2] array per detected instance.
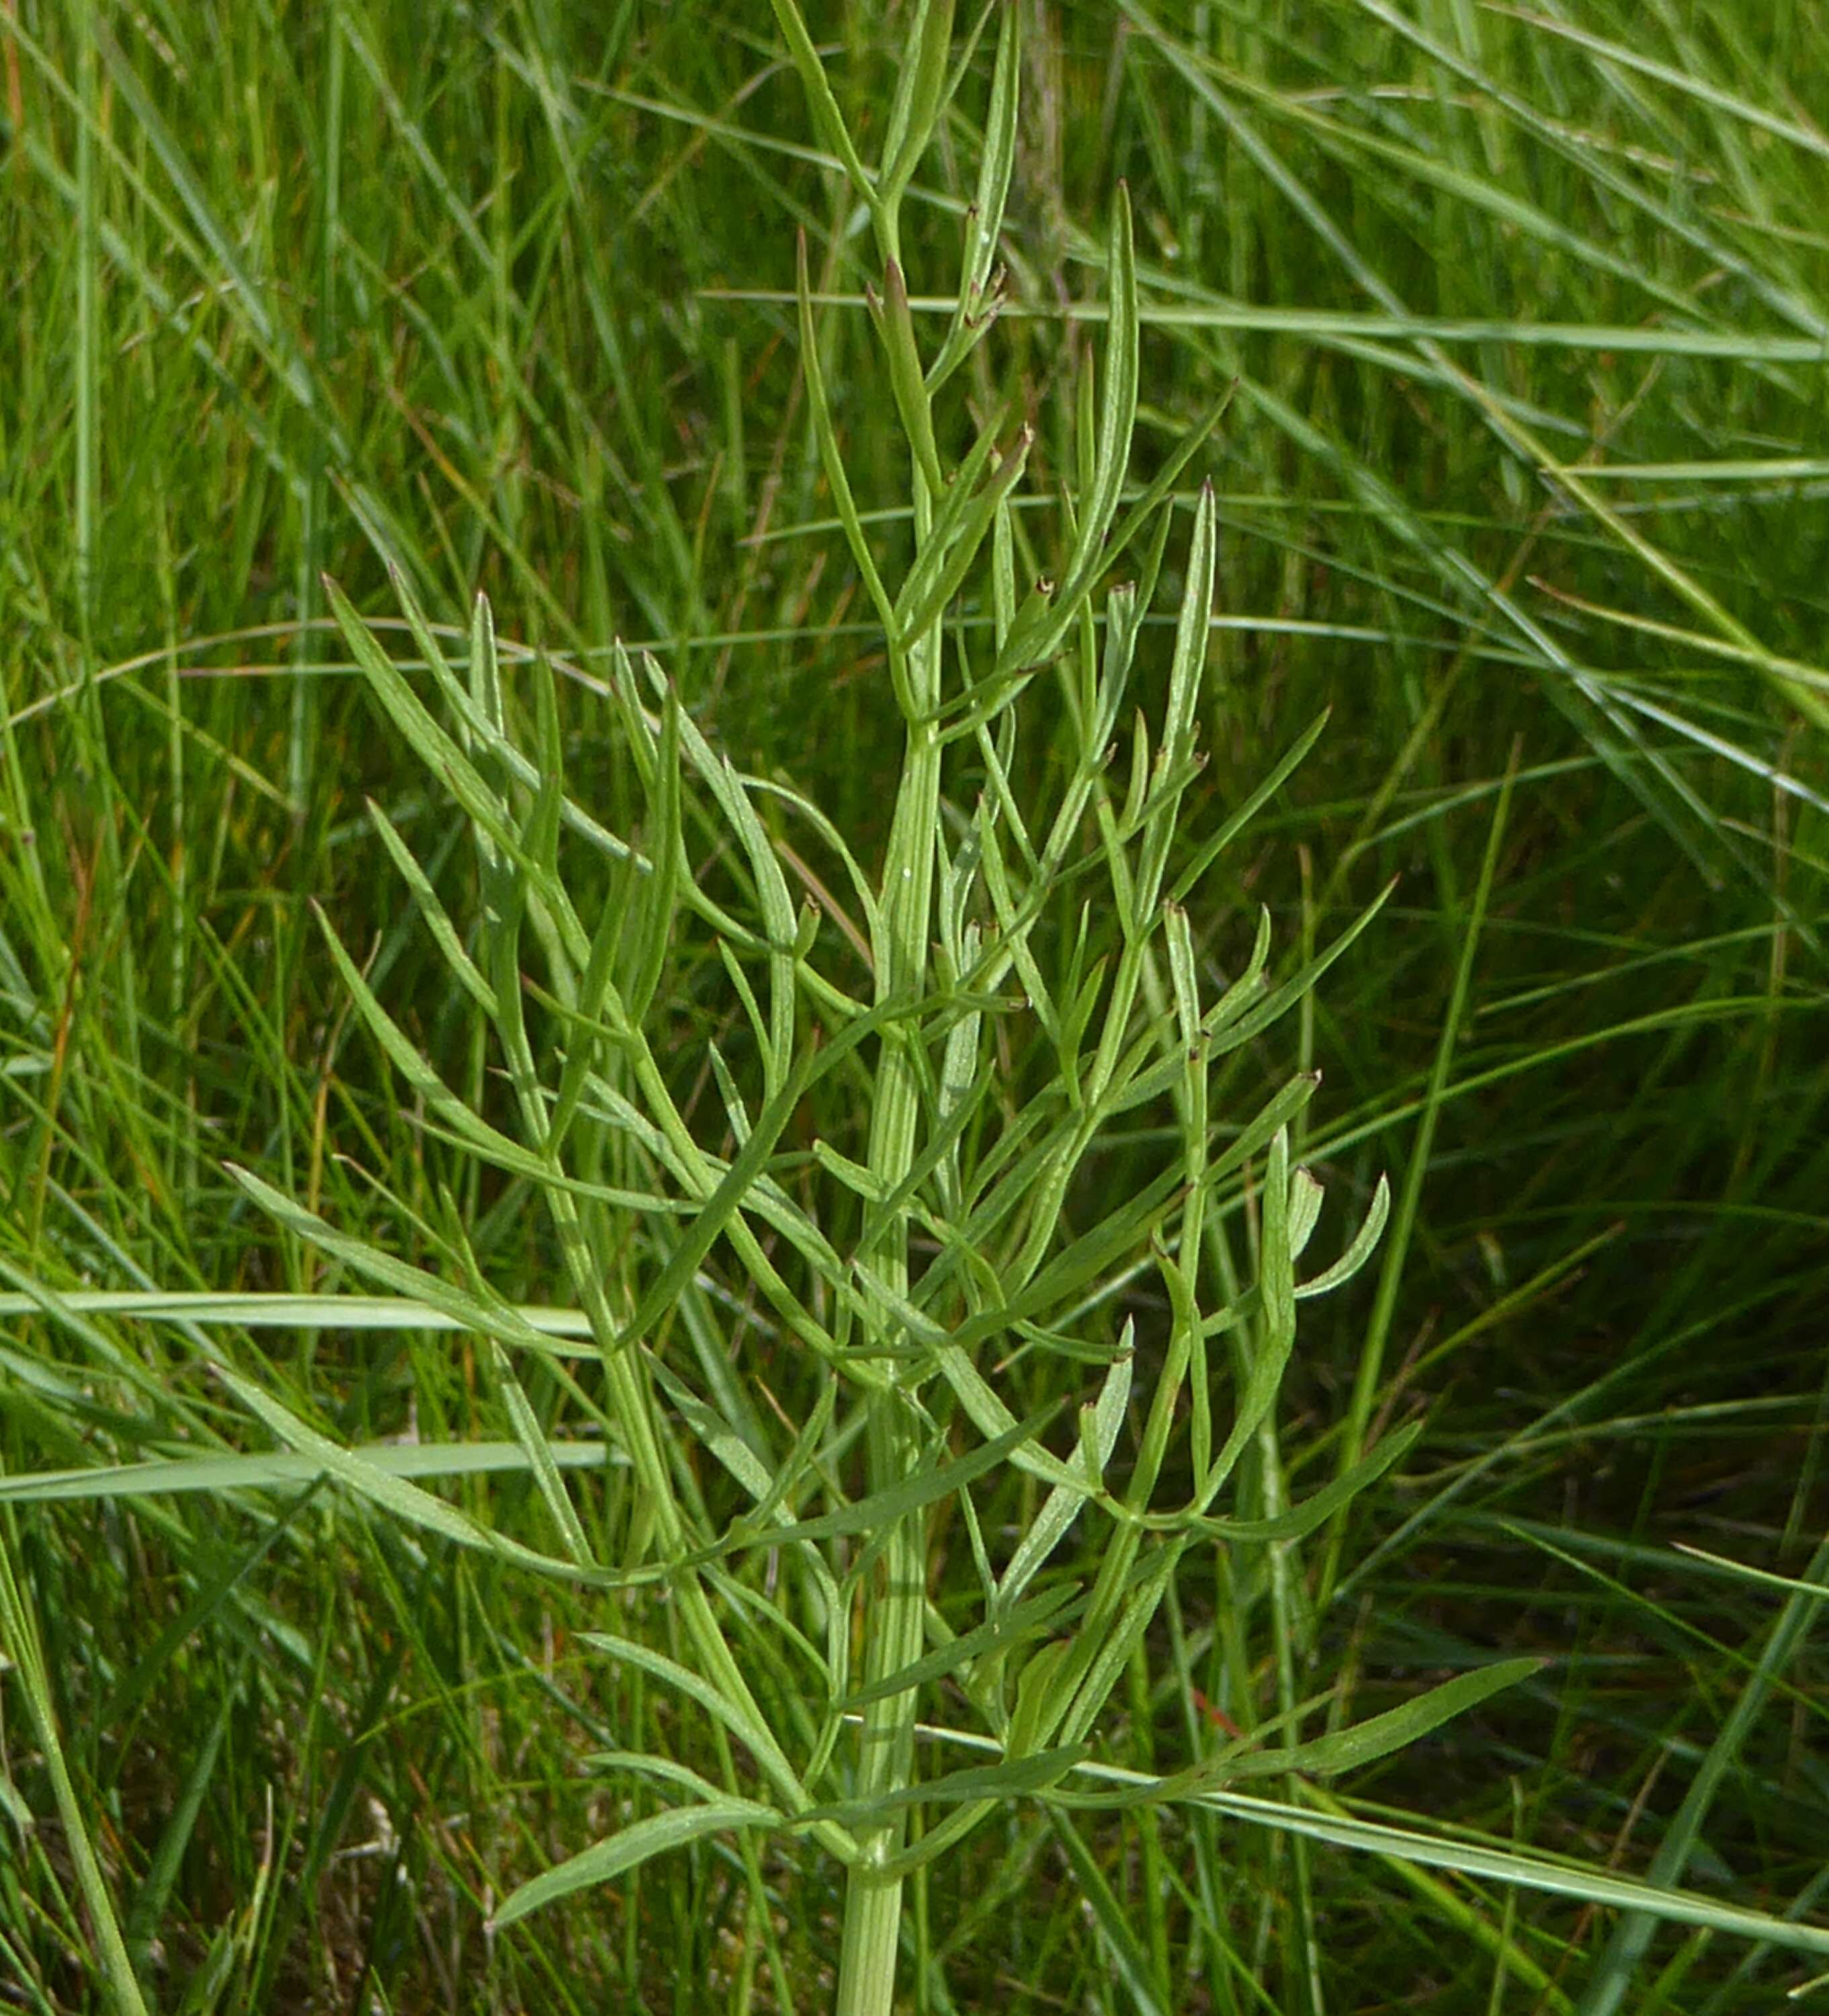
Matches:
[[0, 1288, 600, 1341], [997, 1340, 1134, 1607], [1164, 901, 1200, 1051], [1191, 1128, 1295, 1514], [491, 1800, 781, 1932], [927, 0, 1019, 392], [888, 419, 1001, 648], [365, 799, 495, 1013], [213, 1365, 611, 1587], [309, 900, 549, 1179], [1058, 1545, 1183, 1745], [767, 0, 876, 204], [323, 574, 511, 856], [1197, 1786, 1829, 1958], [0, 1525, 151, 2016], [1169, 707, 1329, 908], [1298, 1174, 1391, 1300], [839, 1583, 1084, 1714], [1208, 879, 1396, 1058], [880, 0, 957, 196], [1185, 1657, 1541, 1791], [998, 183, 1138, 673], [1323, 750, 1516, 1607], [645, 1353, 775, 1505], [720, 1406, 1056, 1559], [1051, 1813, 1171, 2016], [896, 428, 1031, 650], [1287, 1165, 1324, 1263], [1161, 481, 1215, 769], [1576, 1528, 1829, 2016], [869, 259, 946, 499], [794, 231, 899, 656], [1185, 1422, 1421, 1543], [800, 1745, 1084, 1833], [490, 1341, 594, 1566], [576, 1631, 813, 1823], [0, 1438, 619, 1507], [223, 1164, 575, 1365], [928, 1345, 1087, 1493]]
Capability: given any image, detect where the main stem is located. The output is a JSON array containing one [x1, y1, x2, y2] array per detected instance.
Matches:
[[837, 493, 943, 2015]]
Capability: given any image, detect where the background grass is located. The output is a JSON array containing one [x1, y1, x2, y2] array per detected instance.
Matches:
[[2, 1, 1826, 2009]]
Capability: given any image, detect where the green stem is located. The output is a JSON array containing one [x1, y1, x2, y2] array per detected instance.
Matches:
[[837, 503, 944, 2013], [837, 1854, 907, 2016]]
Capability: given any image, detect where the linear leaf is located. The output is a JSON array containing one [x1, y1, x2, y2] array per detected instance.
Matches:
[[490, 1800, 781, 1932], [576, 1632, 810, 1820], [0, 1438, 618, 1506], [716, 1406, 1056, 1560], [213, 1366, 611, 1587], [840, 1583, 1084, 1713], [767, 0, 875, 204], [1186, 1421, 1421, 1543], [1173, 1657, 1541, 1793], [798, 1745, 1086, 1833], [491, 1342, 594, 1566], [1297, 1174, 1391, 1300]]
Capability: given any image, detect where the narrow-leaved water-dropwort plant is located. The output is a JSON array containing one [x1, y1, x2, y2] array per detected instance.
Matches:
[[220, 5, 1541, 2010]]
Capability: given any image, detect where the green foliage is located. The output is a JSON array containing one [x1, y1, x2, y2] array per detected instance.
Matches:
[[1, 1, 1826, 2011]]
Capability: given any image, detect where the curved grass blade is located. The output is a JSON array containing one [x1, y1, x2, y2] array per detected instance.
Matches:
[[0, 1437, 618, 1506]]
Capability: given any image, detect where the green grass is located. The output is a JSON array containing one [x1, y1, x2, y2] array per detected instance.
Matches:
[[2, 2, 1827, 2011]]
